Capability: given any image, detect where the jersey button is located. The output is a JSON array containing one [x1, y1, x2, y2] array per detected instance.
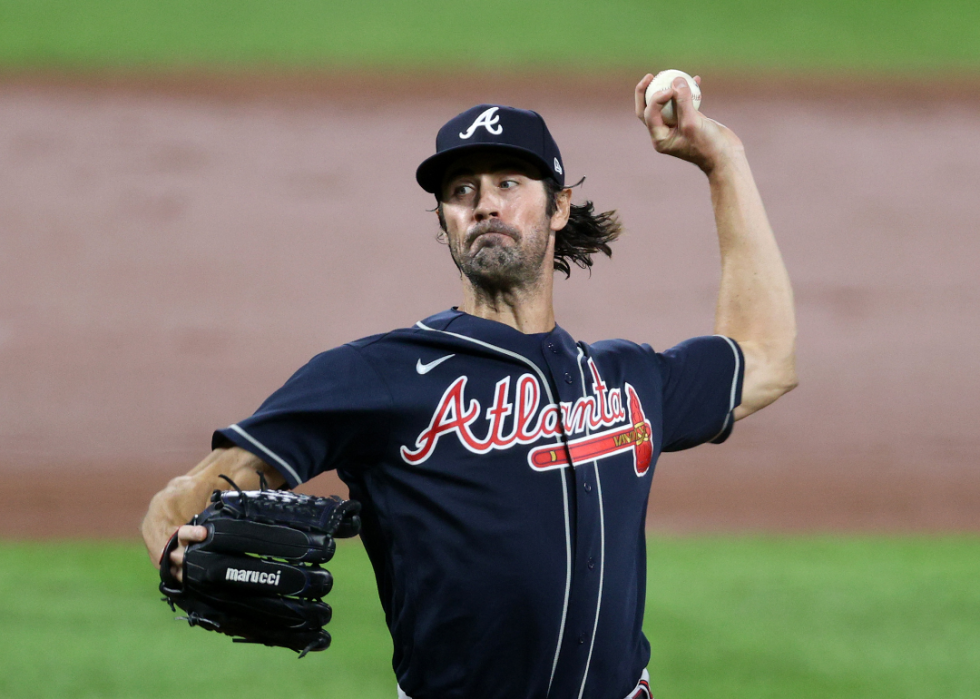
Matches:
[[588, 557, 595, 570], [583, 482, 593, 493], [577, 634, 586, 645], [547, 342, 559, 354], [564, 372, 573, 384]]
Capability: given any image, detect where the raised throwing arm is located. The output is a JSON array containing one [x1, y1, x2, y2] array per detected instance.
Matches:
[[635, 73, 798, 419]]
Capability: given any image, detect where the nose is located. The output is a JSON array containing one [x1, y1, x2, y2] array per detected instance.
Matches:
[[473, 178, 502, 221]]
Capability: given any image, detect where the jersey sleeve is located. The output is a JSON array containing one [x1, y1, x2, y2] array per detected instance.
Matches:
[[212, 344, 392, 487], [655, 336, 744, 452]]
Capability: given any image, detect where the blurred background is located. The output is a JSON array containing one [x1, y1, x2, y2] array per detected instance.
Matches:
[[1, 1, 978, 697]]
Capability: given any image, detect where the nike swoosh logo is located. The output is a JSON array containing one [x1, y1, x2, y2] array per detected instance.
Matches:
[[416, 354, 455, 375]]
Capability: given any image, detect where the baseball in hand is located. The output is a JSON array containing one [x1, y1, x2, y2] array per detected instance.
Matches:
[[644, 70, 701, 126]]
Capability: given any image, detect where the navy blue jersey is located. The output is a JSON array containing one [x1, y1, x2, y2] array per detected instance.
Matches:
[[215, 309, 743, 699]]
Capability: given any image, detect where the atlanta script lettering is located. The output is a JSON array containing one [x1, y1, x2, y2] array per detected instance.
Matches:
[[401, 359, 653, 475]]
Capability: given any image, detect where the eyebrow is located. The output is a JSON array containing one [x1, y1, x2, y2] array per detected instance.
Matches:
[[444, 159, 535, 183]]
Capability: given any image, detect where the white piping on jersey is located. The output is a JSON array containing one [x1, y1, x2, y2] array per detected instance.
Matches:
[[227, 424, 302, 485], [415, 322, 554, 403], [708, 335, 742, 442], [579, 464, 606, 699], [548, 466, 573, 696], [414, 320, 573, 694], [575, 346, 606, 699]]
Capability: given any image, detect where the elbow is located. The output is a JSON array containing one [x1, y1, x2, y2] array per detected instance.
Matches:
[[734, 348, 797, 420], [781, 376, 799, 400], [763, 334, 798, 397], [759, 368, 798, 406], [779, 366, 799, 395], [771, 354, 798, 399]]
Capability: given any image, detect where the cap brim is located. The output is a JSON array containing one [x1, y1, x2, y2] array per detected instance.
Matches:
[[416, 143, 554, 195]]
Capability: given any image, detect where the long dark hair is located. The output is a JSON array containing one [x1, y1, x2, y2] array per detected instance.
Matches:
[[544, 177, 622, 278], [436, 177, 622, 278]]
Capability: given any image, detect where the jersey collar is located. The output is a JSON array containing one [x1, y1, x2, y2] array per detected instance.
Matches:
[[418, 308, 577, 357]]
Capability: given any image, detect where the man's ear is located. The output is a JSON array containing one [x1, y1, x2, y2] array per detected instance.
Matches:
[[550, 188, 572, 231]]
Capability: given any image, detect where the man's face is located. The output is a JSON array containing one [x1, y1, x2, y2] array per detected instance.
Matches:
[[439, 153, 563, 292]]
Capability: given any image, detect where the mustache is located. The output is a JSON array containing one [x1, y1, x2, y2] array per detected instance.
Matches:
[[465, 219, 520, 246]]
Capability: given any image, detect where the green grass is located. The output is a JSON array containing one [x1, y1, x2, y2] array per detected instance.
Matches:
[[645, 538, 980, 699], [0, 540, 394, 698], [0, 0, 978, 73], [0, 537, 978, 698]]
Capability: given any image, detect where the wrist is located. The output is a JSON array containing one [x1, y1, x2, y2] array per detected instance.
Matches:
[[703, 143, 748, 181], [700, 130, 746, 177]]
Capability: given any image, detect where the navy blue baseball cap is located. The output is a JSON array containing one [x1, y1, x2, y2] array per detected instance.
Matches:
[[416, 104, 565, 195]]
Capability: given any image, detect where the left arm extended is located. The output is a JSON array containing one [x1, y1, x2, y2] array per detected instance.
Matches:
[[635, 74, 798, 419]]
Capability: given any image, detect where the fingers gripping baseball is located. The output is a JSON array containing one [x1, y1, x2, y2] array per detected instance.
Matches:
[[635, 74, 699, 128], [635, 73, 739, 173]]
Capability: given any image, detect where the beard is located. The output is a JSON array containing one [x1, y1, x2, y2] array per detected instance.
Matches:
[[448, 218, 551, 292]]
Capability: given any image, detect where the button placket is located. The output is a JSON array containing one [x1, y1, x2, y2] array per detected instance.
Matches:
[[539, 334, 605, 679]]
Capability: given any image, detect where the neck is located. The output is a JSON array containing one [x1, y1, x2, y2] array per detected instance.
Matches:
[[459, 275, 556, 334]]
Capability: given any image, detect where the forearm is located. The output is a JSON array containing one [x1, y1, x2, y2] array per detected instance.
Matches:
[[708, 151, 797, 414], [140, 447, 284, 567]]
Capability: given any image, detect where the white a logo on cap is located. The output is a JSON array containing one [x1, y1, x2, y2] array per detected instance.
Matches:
[[553, 158, 563, 175], [459, 107, 503, 139]]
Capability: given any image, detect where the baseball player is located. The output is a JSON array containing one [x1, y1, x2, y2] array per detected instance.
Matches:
[[142, 74, 797, 698]]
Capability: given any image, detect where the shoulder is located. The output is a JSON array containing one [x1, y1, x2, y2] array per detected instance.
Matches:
[[658, 336, 742, 371], [586, 335, 739, 361], [309, 315, 449, 364], [297, 312, 464, 381], [343, 309, 462, 353], [283, 329, 411, 387], [583, 335, 741, 384], [582, 337, 658, 364]]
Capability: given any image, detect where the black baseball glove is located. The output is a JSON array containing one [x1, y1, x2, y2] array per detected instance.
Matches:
[[159, 476, 361, 657]]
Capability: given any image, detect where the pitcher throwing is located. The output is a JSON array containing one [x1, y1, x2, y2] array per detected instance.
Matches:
[[143, 74, 797, 699]]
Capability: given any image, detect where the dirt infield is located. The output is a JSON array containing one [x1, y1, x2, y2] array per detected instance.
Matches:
[[1, 72, 978, 538]]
